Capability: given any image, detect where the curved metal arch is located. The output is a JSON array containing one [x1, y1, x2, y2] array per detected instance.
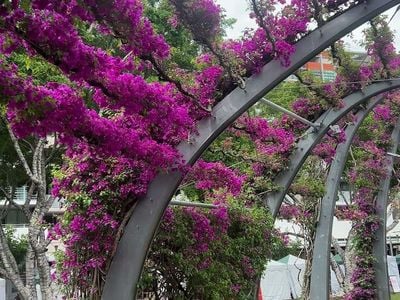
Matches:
[[267, 80, 400, 218], [104, 77, 400, 300], [373, 121, 400, 300], [309, 96, 384, 300], [103, 1, 400, 298]]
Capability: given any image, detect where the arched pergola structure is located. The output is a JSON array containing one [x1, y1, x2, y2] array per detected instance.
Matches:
[[310, 113, 400, 299], [309, 96, 392, 299], [266, 81, 400, 217], [102, 1, 400, 299], [265, 87, 400, 300]]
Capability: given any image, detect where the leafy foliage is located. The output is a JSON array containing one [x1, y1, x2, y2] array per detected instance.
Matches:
[[139, 198, 281, 299]]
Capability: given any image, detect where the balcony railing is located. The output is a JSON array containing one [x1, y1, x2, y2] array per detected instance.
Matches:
[[0, 186, 64, 212]]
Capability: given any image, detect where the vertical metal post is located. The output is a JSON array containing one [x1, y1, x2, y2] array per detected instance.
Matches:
[[373, 119, 400, 300], [310, 97, 382, 300]]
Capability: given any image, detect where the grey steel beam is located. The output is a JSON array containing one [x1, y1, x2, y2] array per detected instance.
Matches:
[[103, 1, 400, 298], [261, 98, 320, 129], [373, 119, 400, 300], [309, 97, 383, 300], [388, 152, 400, 158], [266, 80, 400, 218], [170, 200, 218, 209]]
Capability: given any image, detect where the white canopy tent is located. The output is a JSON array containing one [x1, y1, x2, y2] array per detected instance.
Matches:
[[260, 255, 400, 299], [259, 255, 343, 300], [259, 260, 299, 300], [388, 255, 400, 293], [279, 255, 305, 297]]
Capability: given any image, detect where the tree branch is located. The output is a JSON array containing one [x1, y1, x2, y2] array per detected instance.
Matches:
[[311, 0, 325, 26], [0, 224, 23, 282], [293, 72, 328, 101], [0, 186, 31, 218], [24, 183, 35, 220], [331, 236, 345, 258], [141, 54, 212, 112], [250, 0, 276, 54], [32, 139, 45, 184], [330, 43, 344, 68], [5, 122, 39, 185], [370, 19, 392, 78], [330, 253, 346, 292]]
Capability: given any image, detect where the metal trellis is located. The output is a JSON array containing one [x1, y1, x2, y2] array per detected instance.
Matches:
[[102, 1, 400, 298]]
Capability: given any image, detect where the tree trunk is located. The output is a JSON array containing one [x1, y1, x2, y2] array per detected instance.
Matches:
[[28, 184, 54, 299], [3, 125, 58, 299], [0, 225, 31, 299], [343, 226, 356, 291], [26, 246, 38, 300], [330, 237, 347, 294], [301, 224, 317, 300], [37, 252, 52, 300], [330, 253, 346, 294], [30, 143, 54, 300], [302, 257, 312, 300]]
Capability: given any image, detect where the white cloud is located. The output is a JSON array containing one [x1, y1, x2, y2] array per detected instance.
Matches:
[[341, 7, 400, 52], [216, 0, 255, 39]]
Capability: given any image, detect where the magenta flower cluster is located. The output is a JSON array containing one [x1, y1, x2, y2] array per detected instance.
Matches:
[[187, 160, 246, 196], [223, 0, 310, 72]]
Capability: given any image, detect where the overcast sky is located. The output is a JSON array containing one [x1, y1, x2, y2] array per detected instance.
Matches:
[[215, 1, 400, 52]]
